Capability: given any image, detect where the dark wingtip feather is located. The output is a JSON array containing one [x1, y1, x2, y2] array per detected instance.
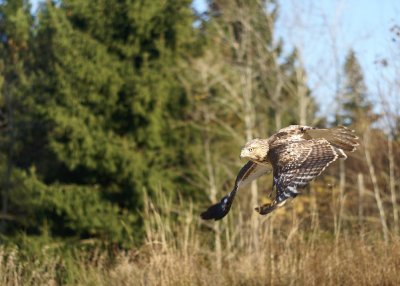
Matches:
[[200, 196, 231, 221], [200, 203, 227, 220]]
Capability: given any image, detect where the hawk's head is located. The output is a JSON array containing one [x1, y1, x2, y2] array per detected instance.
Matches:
[[240, 138, 269, 163]]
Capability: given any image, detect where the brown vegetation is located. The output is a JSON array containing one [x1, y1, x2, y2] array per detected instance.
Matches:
[[2, 185, 400, 286]]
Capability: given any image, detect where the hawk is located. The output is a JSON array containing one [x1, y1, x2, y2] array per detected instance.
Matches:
[[201, 125, 359, 220]]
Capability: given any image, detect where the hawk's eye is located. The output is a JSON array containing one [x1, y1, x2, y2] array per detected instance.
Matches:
[[248, 148, 253, 152]]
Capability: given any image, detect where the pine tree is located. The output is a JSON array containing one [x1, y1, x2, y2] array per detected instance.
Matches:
[[61, 0, 198, 199], [336, 49, 375, 131], [0, 0, 33, 232], [2, 0, 200, 245]]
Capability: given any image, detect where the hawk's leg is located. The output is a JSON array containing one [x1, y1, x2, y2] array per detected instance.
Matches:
[[268, 174, 278, 198], [256, 185, 299, 215]]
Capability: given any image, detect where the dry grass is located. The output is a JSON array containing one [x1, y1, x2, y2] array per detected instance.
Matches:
[[2, 228, 398, 286], [0, 247, 59, 286], [104, 236, 400, 286], [1, 191, 400, 286]]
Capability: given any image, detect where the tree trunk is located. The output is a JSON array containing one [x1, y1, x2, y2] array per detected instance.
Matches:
[[388, 137, 398, 234], [364, 130, 388, 243], [335, 159, 346, 244], [357, 173, 365, 238], [296, 68, 308, 125]]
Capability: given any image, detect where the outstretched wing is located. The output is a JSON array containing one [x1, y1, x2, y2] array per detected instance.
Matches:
[[305, 125, 359, 153], [201, 161, 272, 220], [271, 125, 359, 154], [257, 139, 339, 215]]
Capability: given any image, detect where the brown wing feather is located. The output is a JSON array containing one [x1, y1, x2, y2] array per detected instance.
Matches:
[[257, 139, 339, 215], [306, 126, 359, 152], [282, 139, 338, 188]]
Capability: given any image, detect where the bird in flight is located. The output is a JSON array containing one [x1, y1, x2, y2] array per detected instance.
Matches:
[[201, 125, 359, 220]]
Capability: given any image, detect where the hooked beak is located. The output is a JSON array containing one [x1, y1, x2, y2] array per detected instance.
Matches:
[[240, 148, 248, 159]]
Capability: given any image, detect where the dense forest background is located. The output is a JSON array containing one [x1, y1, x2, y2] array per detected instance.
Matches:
[[0, 0, 400, 285]]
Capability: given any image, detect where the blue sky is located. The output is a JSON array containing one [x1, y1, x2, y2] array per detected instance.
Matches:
[[31, 0, 400, 117], [192, 0, 400, 116], [274, 0, 400, 116]]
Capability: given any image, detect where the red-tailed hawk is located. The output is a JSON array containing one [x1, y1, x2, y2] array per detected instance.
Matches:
[[201, 125, 359, 220]]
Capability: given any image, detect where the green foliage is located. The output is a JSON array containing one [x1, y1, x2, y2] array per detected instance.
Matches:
[[0, 0, 200, 247]]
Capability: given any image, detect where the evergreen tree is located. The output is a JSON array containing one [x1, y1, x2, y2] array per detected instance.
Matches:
[[1, 2, 138, 244], [0, 0, 200, 245], [61, 0, 198, 199], [336, 49, 375, 131], [0, 0, 33, 232]]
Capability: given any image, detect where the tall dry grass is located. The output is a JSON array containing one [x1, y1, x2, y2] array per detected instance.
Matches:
[[1, 187, 399, 286]]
